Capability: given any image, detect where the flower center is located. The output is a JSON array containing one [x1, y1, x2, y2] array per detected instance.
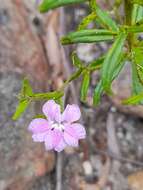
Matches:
[[52, 123, 65, 131]]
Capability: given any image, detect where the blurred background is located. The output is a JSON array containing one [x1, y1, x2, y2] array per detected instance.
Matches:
[[0, 0, 143, 189]]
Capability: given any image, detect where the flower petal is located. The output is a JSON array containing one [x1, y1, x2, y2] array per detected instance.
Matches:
[[64, 125, 79, 147], [44, 129, 63, 151], [28, 118, 50, 134], [52, 129, 63, 148], [32, 132, 47, 142], [42, 100, 61, 122], [55, 138, 67, 152], [69, 123, 86, 139], [62, 104, 81, 123], [44, 130, 54, 151]]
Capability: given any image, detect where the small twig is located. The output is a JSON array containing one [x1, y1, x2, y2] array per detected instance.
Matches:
[[96, 157, 111, 190], [106, 111, 121, 157], [95, 148, 143, 167], [56, 153, 63, 190]]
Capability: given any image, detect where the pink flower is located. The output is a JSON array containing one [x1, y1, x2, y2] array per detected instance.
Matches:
[[28, 100, 86, 152]]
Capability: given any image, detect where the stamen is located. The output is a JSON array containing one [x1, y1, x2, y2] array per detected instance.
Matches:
[[52, 123, 65, 131]]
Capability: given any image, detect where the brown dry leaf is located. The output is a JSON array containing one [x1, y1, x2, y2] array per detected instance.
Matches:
[[128, 171, 143, 190]]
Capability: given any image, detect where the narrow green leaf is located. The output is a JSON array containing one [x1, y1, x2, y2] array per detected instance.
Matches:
[[23, 78, 33, 96], [121, 47, 143, 105], [61, 34, 114, 45], [132, 4, 143, 24], [93, 55, 126, 105], [80, 71, 90, 102], [64, 68, 83, 85], [89, 0, 96, 11], [33, 114, 46, 119], [101, 32, 127, 92], [132, 62, 143, 95], [95, 5, 119, 31], [39, 0, 88, 13], [131, 47, 143, 104], [72, 52, 83, 68], [77, 12, 96, 31], [20, 78, 33, 98], [126, 25, 143, 33], [63, 29, 117, 39], [12, 99, 29, 120], [131, 0, 143, 6], [93, 80, 104, 105], [123, 93, 143, 105], [88, 57, 104, 71], [32, 91, 64, 100], [61, 29, 117, 45]]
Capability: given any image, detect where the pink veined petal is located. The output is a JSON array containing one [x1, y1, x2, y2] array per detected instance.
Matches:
[[44, 129, 63, 151], [54, 138, 67, 152], [44, 130, 54, 151], [70, 123, 86, 139], [42, 100, 61, 123], [28, 118, 50, 134], [62, 104, 81, 123], [32, 132, 47, 142], [52, 129, 63, 148], [64, 125, 79, 147]]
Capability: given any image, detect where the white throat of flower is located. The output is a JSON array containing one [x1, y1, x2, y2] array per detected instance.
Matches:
[[51, 123, 65, 131]]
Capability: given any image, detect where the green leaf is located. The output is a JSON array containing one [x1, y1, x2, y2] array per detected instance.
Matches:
[[64, 68, 83, 86], [32, 91, 64, 100], [88, 57, 104, 71], [61, 29, 116, 44], [131, 0, 143, 6], [93, 80, 104, 105], [101, 32, 127, 92], [61, 35, 114, 44], [12, 99, 30, 120], [132, 4, 143, 24], [33, 114, 46, 119], [95, 5, 119, 31], [62, 29, 117, 38], [121, 47, 143, 105], [126, 25, 143, 33], [23, 78, 33, 96], [89, 0, 96, 11], [20, 78, 33, 98], [72, 52, 83, 68], [123, 93, 143, 105], [63, 35, 114, 44], [77, 12, 96, 31], [131, 47, 143, 104], [39, 0, 88, 13], [93, 54, 126, 105], [132, 62, 143, 95], [80, 71, 90, 102]]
